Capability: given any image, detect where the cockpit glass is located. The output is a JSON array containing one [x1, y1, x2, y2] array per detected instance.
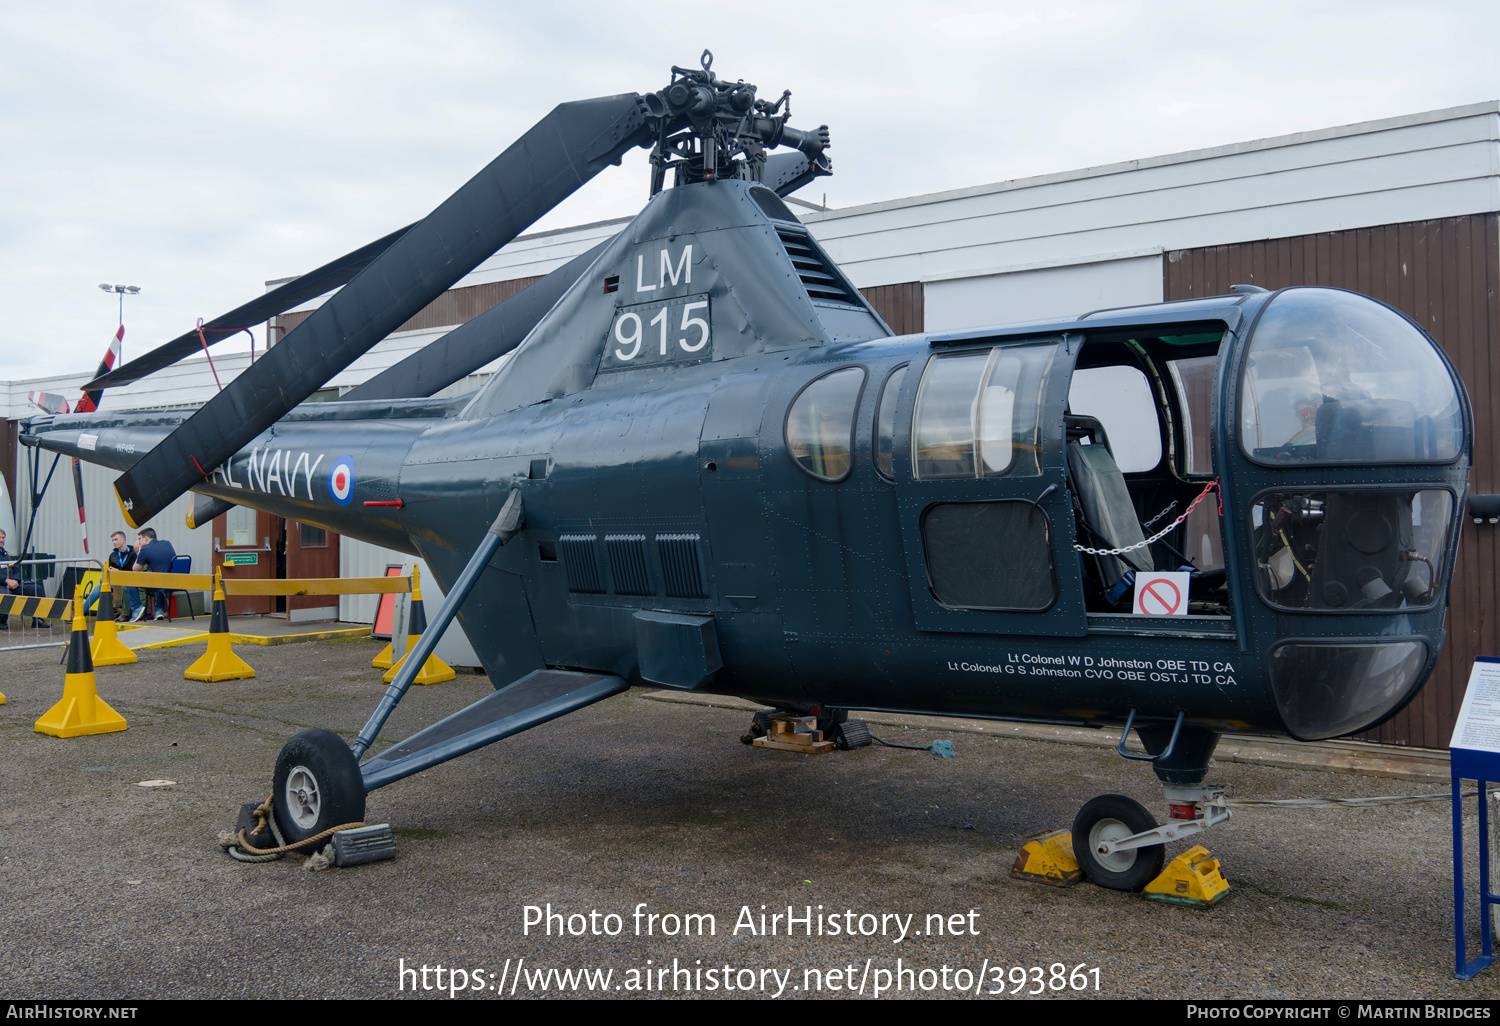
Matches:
[[1239, 289, 1463, 464], [1250, 489, 1452, 612]]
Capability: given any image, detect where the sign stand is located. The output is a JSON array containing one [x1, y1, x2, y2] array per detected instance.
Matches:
[[1449, 657, 1500, 979]]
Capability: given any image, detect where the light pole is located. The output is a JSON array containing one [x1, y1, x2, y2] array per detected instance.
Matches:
[[97, 283, 140, 357]]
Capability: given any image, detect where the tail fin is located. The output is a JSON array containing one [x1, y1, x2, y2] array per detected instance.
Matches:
[[76, 324, 123, 414]]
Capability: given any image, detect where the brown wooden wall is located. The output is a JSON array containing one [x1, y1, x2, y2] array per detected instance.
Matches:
[[860, 282, 925, 336], [271, 274, 545, 341], [277, 276, 927, 344], [1164, 214, 1500, 749], [1, 419, 16, 519]]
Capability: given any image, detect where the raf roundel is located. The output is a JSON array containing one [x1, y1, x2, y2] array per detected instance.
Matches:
[[328, 456, 356, 506]]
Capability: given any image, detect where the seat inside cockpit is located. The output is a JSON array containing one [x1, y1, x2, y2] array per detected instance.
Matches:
[[1063, 332, 1231, 616]]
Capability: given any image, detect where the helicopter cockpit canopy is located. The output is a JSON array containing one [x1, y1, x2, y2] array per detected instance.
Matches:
[[1239, 287, 1465, 465]]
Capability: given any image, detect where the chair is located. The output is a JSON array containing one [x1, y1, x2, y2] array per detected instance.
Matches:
[[164, 554, 197, 622]]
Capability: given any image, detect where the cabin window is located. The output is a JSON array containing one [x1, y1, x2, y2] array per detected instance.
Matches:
[[785, 366, 866, 481], [1250, 489, 1452, 612], [1067, 365, 1162, 473], [1168, 355, 1217, 477], [1239, 288, 1464, 465], [873, 364, 907, 480], [1267, 640, 1427, 740], [913, 344, 1056, 480], [920, 501, 1056, 610]]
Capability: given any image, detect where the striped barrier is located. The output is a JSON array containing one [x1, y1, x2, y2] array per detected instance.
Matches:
[[0, 593, 74, 622]]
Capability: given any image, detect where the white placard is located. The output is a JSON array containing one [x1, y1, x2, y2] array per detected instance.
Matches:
[[1450, 659, 1500, 753], [1132, 571, 1191, 616]]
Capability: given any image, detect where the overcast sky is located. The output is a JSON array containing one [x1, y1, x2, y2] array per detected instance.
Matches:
[[4, 1, 1499, 384]]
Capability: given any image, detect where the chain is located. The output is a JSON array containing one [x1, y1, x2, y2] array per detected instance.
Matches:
[[1073, 481, 1219, 557], [1141, 499, 1179, 530]]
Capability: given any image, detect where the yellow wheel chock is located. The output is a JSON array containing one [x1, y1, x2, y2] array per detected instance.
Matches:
[[1011, 829, 1084, 887], [1143, 845, 1231, 907]]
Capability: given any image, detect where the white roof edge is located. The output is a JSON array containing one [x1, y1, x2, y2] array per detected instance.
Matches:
[[911, 247, 1165, 285], [800, 101, 1500, 225], [263, 215, 634, 287]]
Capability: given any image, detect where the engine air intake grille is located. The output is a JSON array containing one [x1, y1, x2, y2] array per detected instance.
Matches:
[[775, 228, 861, 305], [750, 186, 800, 224], [658, 534, 709, 599], [558, 535, 604, 594], [605, 534, 653, 596]]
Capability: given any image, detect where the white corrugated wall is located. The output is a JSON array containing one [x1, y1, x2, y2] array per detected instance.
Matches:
[[10, 454, 211, 601], [340, 535, 479, 667]]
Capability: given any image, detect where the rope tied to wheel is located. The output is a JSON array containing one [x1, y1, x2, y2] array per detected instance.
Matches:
[[218, 794, 367, 863]]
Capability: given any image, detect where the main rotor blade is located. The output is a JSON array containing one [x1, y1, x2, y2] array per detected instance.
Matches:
[[338, 236, 613, 402], [765, 151, 832, 198], [112, 92, 650, 528], [84, 224, 415, 392]]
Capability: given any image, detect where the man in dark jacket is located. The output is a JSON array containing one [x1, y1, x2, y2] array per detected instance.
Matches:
[[133, 528, 178, 620], [84, 531, 139, 620], [0, 528, 44, 629]]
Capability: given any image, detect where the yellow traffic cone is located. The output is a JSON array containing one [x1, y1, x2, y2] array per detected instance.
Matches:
[[371, 639, 394, 669], [35, 587, 127, 738], [184, 571, 255, 682], [382, 566, 455, 686], [90, 569, 137, 667]]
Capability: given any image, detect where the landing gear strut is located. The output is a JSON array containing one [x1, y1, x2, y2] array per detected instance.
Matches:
[[1071, 721, 1232, 892]]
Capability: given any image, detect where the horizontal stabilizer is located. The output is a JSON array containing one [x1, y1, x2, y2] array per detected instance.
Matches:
[[360, 669, 628, 791]]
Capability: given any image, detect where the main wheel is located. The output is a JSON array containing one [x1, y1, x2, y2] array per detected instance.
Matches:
[[1071, 794, 1164, 891], [272, 728, 366, 848]]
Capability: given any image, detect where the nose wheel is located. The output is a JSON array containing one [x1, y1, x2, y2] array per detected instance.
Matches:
[[1071, 794, 1165, 891]]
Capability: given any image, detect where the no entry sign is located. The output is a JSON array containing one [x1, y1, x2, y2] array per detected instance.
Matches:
[[1132, 571, 1190, 616]]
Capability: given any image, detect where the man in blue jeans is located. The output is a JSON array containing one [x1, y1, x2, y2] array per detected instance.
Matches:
[[83, 531, 139, 620], [132, 528, 178, 620]]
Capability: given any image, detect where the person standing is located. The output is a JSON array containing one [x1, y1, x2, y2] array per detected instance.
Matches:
[[83, 531, 139, 620], [132, 528, 178, 620]]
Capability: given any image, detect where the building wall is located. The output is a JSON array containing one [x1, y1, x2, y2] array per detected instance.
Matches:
[[924, 255, 1162, 331], [805, 103, 1500, 292], [10, 451, 210, 601], [1164, 213, 1500, 749]]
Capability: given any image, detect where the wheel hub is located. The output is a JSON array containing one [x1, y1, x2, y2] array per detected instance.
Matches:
[[285, 765, 321, 829], [1088, 817, 1138, 872]]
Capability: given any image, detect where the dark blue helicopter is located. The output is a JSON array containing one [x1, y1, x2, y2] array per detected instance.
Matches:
[[22, 54, 1472, 890]]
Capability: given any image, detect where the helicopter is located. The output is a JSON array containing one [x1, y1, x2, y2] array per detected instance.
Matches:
[[19, 53, 1473, 891]]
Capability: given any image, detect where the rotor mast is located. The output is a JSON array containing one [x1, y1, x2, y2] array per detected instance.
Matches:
[[644, 49, 830, 196]]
